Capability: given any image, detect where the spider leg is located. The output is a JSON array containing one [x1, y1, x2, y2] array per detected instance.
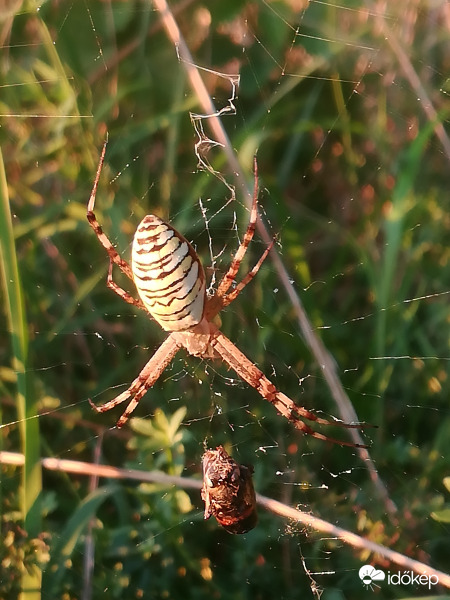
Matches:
[[89, 333, 181, 427], [106, 257, 147, 311], [216, 156, 259, 299], [221, 239, 275, 308], [211, 330, 372, 448], [87, 140, 134, 282]]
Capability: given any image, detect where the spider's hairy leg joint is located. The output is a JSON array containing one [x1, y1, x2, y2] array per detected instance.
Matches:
[[86, 211, 102, 232], [88, 397, 102, 413], [256, 378, 277, 404]]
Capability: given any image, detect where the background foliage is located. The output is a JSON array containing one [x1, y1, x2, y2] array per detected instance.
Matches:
[[1, 1, 449, 599]]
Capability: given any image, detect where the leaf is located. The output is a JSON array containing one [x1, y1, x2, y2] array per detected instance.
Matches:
[[430, 508, 450, 523]]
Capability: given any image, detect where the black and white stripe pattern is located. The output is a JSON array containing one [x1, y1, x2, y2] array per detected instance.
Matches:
[[132, 215, 206, 331]]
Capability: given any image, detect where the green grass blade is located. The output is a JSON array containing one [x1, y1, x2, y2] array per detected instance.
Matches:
[[375, 120, 437, 359], [0, 147, 42, 599], [46, 485, 118, 594]]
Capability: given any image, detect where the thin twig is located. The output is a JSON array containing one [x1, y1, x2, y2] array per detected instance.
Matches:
[[1, 451, 448, 588], [81, 435, 102, 600], [257, 494, 450, 586]]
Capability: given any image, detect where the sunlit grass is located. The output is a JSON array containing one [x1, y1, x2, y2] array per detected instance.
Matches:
[[0, 148, 42, 598]]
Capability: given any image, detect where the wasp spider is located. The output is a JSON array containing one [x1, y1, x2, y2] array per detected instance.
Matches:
[[87, 141, 370, 447]]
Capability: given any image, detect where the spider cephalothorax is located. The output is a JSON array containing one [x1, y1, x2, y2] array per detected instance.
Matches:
[[87, 140, 371, 448]]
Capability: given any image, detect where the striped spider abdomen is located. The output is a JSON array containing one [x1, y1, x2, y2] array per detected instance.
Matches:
[[132, 215, 206, 331], [89, 142, 373, 447]]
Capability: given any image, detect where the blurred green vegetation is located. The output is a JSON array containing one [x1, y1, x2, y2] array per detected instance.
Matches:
[[1, 1, 449, 599]]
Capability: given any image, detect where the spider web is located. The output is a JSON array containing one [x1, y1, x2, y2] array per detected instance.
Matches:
[[1, 1, 450, 599]]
